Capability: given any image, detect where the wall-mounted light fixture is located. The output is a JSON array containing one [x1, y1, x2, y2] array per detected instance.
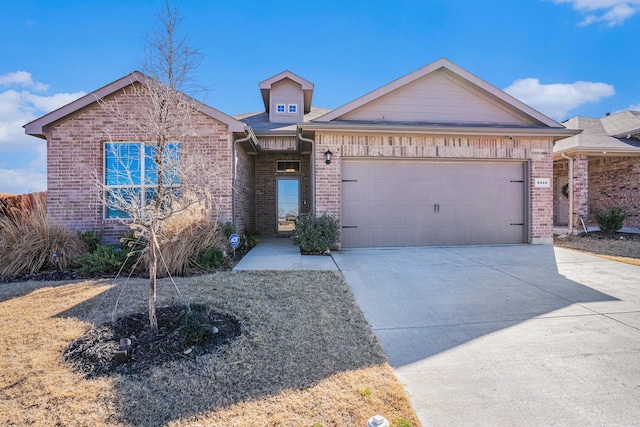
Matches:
[[324, 149, 333, 164]]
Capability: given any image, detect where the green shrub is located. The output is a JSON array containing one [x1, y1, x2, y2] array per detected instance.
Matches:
[[190, 247, 224, 272], [219, 221, 236, 239], [76, 244, 132, 277], [77, 230, 104, 252], [292, 213, 339, 254], [595, 206, 627, 233], [242, 229, 260, 250]]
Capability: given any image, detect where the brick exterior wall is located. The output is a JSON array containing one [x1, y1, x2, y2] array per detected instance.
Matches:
[[586, 156, 639, 228], [47, 87, 233, 242], [254, 152, 311, 235], [233, 145, 256, 233], [314, 132, 555, 245]]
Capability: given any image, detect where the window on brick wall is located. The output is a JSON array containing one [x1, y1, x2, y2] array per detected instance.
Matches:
[[104, 141, 180, 219]]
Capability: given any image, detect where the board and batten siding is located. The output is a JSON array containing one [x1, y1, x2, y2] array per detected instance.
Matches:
[[340, 70, 531, 126]]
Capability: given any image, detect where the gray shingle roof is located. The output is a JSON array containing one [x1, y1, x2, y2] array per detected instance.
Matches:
[[234, 107, 331, 133], [555, 110, 640, 154]]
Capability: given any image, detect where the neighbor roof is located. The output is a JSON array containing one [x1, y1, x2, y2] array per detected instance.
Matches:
[[24, 71, 247, 138], [554, 110, 640, 159]]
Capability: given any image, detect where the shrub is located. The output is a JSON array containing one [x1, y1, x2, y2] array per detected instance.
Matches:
[[595, 206, 627, 233], [190, 247, 225, 272], [292, 213, 339, 254], [76, 244, 130, 277], [0, 195, 86, 280], [77, 230, 104, 252]]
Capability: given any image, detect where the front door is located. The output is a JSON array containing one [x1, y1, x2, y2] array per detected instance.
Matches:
[[277, 178, 300, 233], [557, 176, 569, 225]]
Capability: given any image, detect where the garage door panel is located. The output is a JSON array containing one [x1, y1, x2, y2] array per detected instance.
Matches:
[[342, 160, 526, 247]]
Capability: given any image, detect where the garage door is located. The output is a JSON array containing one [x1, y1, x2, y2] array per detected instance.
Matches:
[[341, 159, 526, 247]]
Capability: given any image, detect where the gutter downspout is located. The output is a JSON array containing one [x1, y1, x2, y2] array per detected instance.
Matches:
[[298, 130, 316, 216], [560, 151, 574, 234], [232, 128, 258, 231]]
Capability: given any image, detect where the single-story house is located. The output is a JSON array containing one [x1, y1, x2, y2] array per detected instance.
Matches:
[[553, 110, 640, 232], [25, 58, 578, 248]]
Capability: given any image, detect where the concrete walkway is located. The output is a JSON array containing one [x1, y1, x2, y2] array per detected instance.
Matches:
[[232, 236, 338, 271]]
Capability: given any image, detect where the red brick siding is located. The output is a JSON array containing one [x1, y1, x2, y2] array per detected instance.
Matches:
[[314, 132, 555, 245], [254, 152, 311, 235], [47, 87, 232, 242], [233, 145, 256, 233], [588, 156, 640, 228]]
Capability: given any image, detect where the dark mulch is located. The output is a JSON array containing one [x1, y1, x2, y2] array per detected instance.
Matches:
[[554, 231, 640, 259], [63, 305, 242, 377]]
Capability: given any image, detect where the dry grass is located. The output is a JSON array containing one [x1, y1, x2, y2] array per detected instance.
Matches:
[[0, 196, 86, 280], [154, 202, 223, 277], [0, 271, 420, 426]]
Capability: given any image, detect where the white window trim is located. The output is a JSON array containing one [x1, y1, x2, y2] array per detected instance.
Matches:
[[275, 103, 286, 114], [103, 141, 180, 220], [287, 103, 298, 114]]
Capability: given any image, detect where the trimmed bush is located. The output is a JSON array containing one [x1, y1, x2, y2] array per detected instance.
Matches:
[[292, 213, 339, 254], [595, 206, 628, 233]]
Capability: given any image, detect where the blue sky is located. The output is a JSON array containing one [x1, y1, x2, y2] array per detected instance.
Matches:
[[1, 0, 639, 194]]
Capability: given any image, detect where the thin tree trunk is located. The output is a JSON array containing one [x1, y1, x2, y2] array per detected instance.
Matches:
[[148, 229, 158, 332]]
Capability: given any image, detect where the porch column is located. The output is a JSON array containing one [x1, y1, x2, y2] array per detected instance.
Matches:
[[573, 154, 589, 232]]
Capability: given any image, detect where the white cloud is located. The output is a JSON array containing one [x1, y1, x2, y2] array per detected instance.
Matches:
[[0, 70, 49, 91], [504, 78, 615, 119], [0, 72, 85, 194], [552, 0, 640, 26], [0, 168, 47, 194], [628, 103, 640, 111]]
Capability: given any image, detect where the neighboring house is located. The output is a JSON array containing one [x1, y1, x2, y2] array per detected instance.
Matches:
[[25, 58, 577, 248], [553, 110, 640, 232]]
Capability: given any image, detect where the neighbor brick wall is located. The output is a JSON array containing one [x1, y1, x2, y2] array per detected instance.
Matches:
[[254, 152, 311, 235], [574, 155, 590, 230], [588, 156, 640, 228], [47, 86, 233, 242], [314, 132, 556, 245]]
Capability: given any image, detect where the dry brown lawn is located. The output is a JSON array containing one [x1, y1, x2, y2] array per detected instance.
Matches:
[[0, 271, 420, 426]]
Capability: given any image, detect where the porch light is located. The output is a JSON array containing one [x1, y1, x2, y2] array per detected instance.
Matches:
[[324, 149, 333, 164]]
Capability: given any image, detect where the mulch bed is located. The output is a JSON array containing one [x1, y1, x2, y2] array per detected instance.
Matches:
[[63, 305, 242, 377]]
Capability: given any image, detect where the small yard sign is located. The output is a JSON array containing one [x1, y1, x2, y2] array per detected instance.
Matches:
[[229, 233, 240, 248]]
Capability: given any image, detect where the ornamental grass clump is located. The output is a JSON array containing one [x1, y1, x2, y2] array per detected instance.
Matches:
[[0, 195, 86, 280]]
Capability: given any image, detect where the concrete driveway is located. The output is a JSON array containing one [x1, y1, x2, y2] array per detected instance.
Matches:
[[332, 245, 640, 426]]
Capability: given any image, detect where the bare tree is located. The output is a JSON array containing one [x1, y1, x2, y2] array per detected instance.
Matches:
[[96, 1, 221, 332]]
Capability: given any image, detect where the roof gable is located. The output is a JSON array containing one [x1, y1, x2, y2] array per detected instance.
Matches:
[[24, 71, 246, 138], [259, 70, 314, 113], [314, 58, 562, 128]]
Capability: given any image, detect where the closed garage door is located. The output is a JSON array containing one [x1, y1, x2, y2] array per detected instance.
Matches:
[[341, 159, 526, 247]]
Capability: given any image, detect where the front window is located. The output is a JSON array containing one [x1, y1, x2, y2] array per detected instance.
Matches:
[[104, 141, 180, 219], [276, 103, 286, 113]]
